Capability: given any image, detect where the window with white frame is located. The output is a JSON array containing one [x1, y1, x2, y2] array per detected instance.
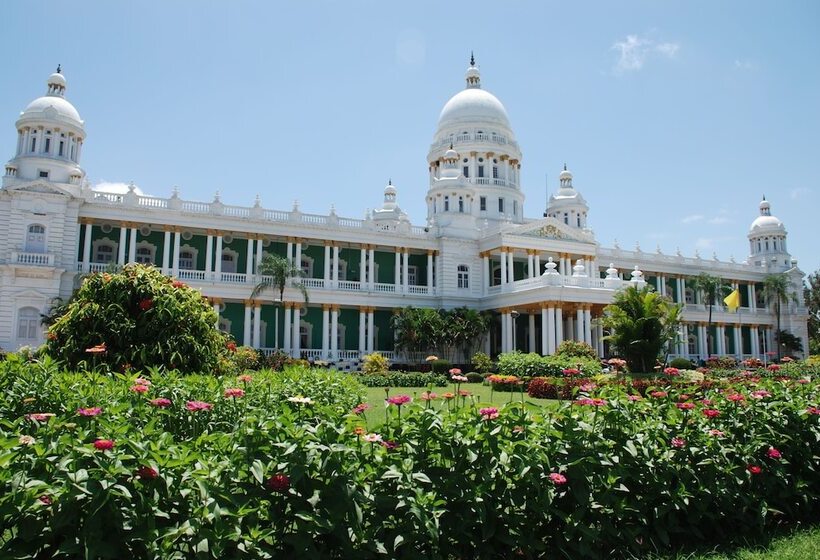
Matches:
[[17, 307, 41, 341], [407, 265, 418, 286], [480, 196, 486, 211], [93, 239, 117, 263], [301, 256, 314, 278], [335, 259, 347, 281], [498, 198, 504, 213], [457, 265, 469, 289], [221, 249, 238, 273], [25, 224, 46, 253], [179, 249, 195, 270], [684, 287, 695, 304], [218, 317, 232, 334], [300, 321, 312, 349], [135, 242, 155, 265]]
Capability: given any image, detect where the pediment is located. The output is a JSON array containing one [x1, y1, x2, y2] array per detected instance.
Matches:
[[506, 217, 596, 244], [9, 180, 73, 197]]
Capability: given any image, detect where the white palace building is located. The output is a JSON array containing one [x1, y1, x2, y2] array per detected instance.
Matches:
[[0, 62, 810, 364]]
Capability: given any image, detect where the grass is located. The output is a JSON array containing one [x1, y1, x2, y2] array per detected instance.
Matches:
[[359, 382, 554, 428]]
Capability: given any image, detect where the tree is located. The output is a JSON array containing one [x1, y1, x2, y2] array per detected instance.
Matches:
[[251, 254, 308, 348], [690, 272, 729, 357], [804, 270, 820, 355], [763, 273, 798, 360], [441, 307, 492, 362], [601, 284, 683, 373], [390, 307, 443, 361]]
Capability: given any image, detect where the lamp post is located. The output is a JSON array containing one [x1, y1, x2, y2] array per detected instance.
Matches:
[[510, 310, 520, 352]]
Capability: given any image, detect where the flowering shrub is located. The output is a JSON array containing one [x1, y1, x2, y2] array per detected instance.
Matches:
[[555, 340, 598, 359], [45, 264, 228, 373], [5, 359, 820, 557], [361, 352, 390, 374], [356, 372, 447, 388], [470, 351, 494, 374], [497, 351, 600, 378]]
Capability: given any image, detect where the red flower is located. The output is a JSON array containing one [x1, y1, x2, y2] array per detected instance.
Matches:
[[47, 332, 58, 341], [129, 384, 149, 394], [386, 395, 411, 406], [649, 391, 668, 398], [562, 368, 581, 377], [549, 472, 567, 485], [186, 400, 213, 412], [703, 409, 721, 418], [381, 440, 399, 450], [38, 495, 53, 505], [85, 343, 107, 354], [149, 398, 172, 408], [136, 465, 159, 479], [266, 473, 290, 493], [224, 388, 245, 398], [670, 437, 686, 448], [767, 364, 781, 372], [727, 393, 745, 402], [226, 342, 237, 352], [807, 406, 820, 416], [93, 439, 114, 451], [747, 465, 762, 475], [663, 367, 680, 376], [479, 407, 499, 420], [676, 402, 695, 410], [77, 407, 102, 417], [138, 299, 153, 311], [172, 280, 186, 288], [767, 447, 782, 459]]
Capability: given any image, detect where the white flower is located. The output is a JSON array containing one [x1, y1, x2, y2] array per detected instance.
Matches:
[[363, 433, 382, 443], [18, 435, 35, 446], [287, 395, 313, 405]]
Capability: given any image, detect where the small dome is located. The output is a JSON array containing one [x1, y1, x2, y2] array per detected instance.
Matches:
[[749, 197, 785, 233], [559, 168, 572, 181], [443, 146, 459, 160], [384, 183, 396, 196], [47, 72, 66, 88]]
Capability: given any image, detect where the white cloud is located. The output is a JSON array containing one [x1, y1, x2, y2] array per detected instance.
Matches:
[[93, 181, 147, 196], [695, 237, 715, 250], [734, 59, 756, 70], [681, 214, 704, 224], [790, 187, 811, 200], [708, 216, 731, 225], [611, 34, 680, 73]]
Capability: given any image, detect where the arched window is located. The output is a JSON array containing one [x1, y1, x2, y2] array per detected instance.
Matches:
[[444, 196, 450, 212], [300, 322, 312, 350], [17, 307, 41, 341], [492, 266, 501, 286], [457, 265, 469, 289], [458, 196, 464, 213], [301, 256, 314, 278], [684, 287, 695, 304], [179, 251, 195, 270], [221, 250, 237, 273], [135, 243, 155, 265], [94, 241, 116, 263], [687, 335, 697, 356], [25, 224, 46, 253]]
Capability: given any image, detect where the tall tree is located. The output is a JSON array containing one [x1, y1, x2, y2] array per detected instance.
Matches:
[[763, 273, 798, 360], [805, 270, 820, 355], [602, 284, 683, 373], [251, 254, 308, 348], [690, 272, 729, 357]]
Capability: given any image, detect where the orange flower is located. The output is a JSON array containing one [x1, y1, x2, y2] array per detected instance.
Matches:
[[85, 343, 107, 354]]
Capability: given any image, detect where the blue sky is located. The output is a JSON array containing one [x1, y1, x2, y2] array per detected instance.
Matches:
[[2, 1, 819, 276]]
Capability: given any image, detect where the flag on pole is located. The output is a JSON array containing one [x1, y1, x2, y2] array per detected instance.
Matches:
[[723, 289, 741, 313]]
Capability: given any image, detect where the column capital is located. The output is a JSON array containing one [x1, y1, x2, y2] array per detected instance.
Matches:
[[205, 229, 219, 236], [208, 297, 223, 304], [331, 304, 341, 312], [243, 298, 256, 306], [322, 304, 331, 311], [79, 217, 94, 225]]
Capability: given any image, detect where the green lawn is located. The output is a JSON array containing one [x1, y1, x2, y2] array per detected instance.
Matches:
[[359, 382, 554, 428]]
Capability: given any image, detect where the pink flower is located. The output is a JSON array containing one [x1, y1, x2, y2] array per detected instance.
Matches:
[[549, 472, 567, 485], [676, 402, 695, 410], [93, 439, 114, 451], [448, 368, 462, 375], [386, 395, 411, 406], [381, 440, 399, 450], [664, 367, 680, 376], [352, 403, 371, 415], [747, 465, 762, 474], [149, 398, 172, 408], [136, 465, 159, 479], [186, 400, 213, 412], [767, 364, 781, 372], [363, 433, 382, 443], [670, 437, 686, 448], [237, 374, 253, 383], [479, 407, 499, 420], [650, 391, 668, 398], [420, 391, 437, 401], [767, 447, 782, 459], [26, 412, 55, 422], [562, 368, 581, 377], [38, 495, 52, 505], [77, 407, 102, 417], [703, 409, 721, 418], [574, 397, 606, 407], [458, 390, 472, 397], [807, 406, 820, 415], [224, 388, 245, 398], [627, 395, 643, 401], [451, 375, 468, 382], [727, 393, 745, 402], [751, 390, 771, 399], [130, 384, 149, 394], [266, 473, 290, 493], [701, 399, 713, 406], [708, 429, 725, 436], [134, 377, 151, 386], [579, 383, 597, 392]]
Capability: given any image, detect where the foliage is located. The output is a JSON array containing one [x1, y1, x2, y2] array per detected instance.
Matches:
[[429, 359, 451, 375], [690, 272, 730, 356], [470, 351, 493, 374], [389, 307, 441, 358], [775, 330, 804, 356], [805, 270, 820, 355], [354, 372, 447, 388], [705, 356, 738, 369], [763, 273, 799, 360], [496, 351, 601, 378], [669, 357, 696, 369], [555, 340, 598, 360], [7, 359, 820, 558], [389, 307, 490, 363], [601, 284, 683, 373], [226, 345, 261, 373], [361, 353, 390, 375], [45, 265, 228, 374], [465, 372, 484, 383], [260, 350, 291, 371]]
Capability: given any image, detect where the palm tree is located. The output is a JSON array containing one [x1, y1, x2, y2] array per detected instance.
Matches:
[[763, 273, 797, 360], [690, 272, 729, 357], [601, 284, 682, 373], [251, 254, 308, 347]]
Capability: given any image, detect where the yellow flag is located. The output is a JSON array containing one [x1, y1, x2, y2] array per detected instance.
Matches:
[[723, 289, 741, 313]]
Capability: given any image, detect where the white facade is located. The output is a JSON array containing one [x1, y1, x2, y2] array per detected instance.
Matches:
[[0, 63, 810, 362]]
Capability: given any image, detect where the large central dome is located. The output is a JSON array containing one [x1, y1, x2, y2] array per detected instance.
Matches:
[[437, 87, 511, 130]]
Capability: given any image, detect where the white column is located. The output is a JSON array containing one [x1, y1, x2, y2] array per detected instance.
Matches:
[[128, 227, 137, 264], [117, 225, 127, 265], [367, 308, 375, 352], [368, 248, 376, 289], [253, 303, 262, 348], [243, 303, 252, 347], [483, 253, 490, 295], [82, 222, 93, 272], [534, 254, 541, 277], [354, 247, 363, 287], [163, 229, 171, 272], [733, 325, 742, 358], [358, 308, 366, 354], [172, 231, 181, 277], [292, 306, 301, 357], [212, 301, 220, 329], [527, 253, 534, 279], [394, 249, 401, 292], [295, 241, 302, 275], [749, 284, 757, 312], [321, 306, 330, 359], [427, 251, 434, 293], [500, 249, 507, 286], [402, 250, 409, 291], [283, 305, 292, 355], [507, 251, 514, 283], [546, 305, 556, 354], [676, 277, 683, 303], [576, 307, 584, 342], [697, 325, 707, 359], [330, 306, 339, 358], [584, 307, 592, 345], [751, 326, 760, 358], [554, 307, 564, 347], [255, 237, 263, 275], [246, 238, 255, 276], [596, 324, 605, 357], [214, 234, 223, 277], [528, 313, 536, 352], [680, 278, 687, 304], [332, 245, 340, 285], [436, 253, 443, 291], [716, 325, 725, 355], [324, 244, 331, 284], [205, 233, 214, 280], [540, 307, 549, 355], [286, 241, 293, 266]]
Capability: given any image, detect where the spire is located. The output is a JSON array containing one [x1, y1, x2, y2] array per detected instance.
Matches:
[[465, 53, 481, 89], [56, 64, 62, 74], [470, 51, 475, 66], [563, 162, 567, 171]]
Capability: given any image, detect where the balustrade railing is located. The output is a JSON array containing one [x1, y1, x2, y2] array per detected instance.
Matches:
[[13, 251, 54, 266]]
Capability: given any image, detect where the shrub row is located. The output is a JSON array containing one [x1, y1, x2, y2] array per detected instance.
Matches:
[[356, 372, 447, 388], [497, 351, 601, 378]]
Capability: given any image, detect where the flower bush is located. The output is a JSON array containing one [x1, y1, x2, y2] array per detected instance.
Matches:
[[4, 358, 820, 558], [497, 351, 601, 378], [555, 340, 598, 359], [356, 372, 447, 388], [361, 352, 390, 374]]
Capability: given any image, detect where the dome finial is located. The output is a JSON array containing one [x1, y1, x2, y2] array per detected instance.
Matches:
[[465, 54, 481, 89], [56, 64, 61, 74], [470, 51, 475, 66], [449, 142, 453, 150], [563, 162, 567, 171], [388, 178, 392, 185]]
